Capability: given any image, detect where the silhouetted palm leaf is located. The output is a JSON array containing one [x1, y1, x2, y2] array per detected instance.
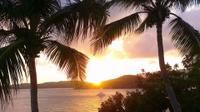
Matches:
[[41, 0, 108, 43], [109, 0, 151, 8], [0, 40, 27, 105], [93, 12, 141, 52], [0, 0, 61, 24], [45, 40, 88, 80], [171, 0, 200, 10], [169, 17, 200, 56], [135, 13, 155, 33], [0, 29, 16, 46]]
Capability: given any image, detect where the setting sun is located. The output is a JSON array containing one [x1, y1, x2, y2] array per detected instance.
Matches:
[[33, 37, 183, 84], [1, 0, 200, 112], [84, 37, 183, 84]]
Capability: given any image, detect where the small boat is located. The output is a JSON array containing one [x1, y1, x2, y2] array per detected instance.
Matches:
[[97, 92, 106, 98]]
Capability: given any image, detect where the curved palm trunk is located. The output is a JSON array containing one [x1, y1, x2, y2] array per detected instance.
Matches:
[[28, 57, 39, 112], [156, 22, 182, 112]]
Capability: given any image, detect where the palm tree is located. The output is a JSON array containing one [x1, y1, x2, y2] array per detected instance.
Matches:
[[93, 0, 200, 112], [0, 0, 107, 112]]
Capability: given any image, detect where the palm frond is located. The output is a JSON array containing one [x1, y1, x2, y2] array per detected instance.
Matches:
[[136, 2, 170, 33], [109, 0, 151, 8], [0, 29, 14, 36], [0, 0, 15, 21], [45, 40, 88, 80], [28, 0, 61, 17], [135, 13, 155, 33], [0, 29, 16, 46], [0, 0, 61, 30], [104, 0, 115, 8], [14, 0, 60, 18], [0, 39, 27, 105], [92, 12, 141, 53], [0, 1, 27, 29], [41, 0, 108, 43], [169, 17, 200, 56], [171, 0, 200, 10]]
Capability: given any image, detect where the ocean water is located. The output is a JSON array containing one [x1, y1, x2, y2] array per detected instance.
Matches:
[[2, 88, 133, 112]]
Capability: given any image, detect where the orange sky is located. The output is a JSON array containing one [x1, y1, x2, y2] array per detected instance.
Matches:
[[24, 6, 200, 84], [33, 37, 183, 84]]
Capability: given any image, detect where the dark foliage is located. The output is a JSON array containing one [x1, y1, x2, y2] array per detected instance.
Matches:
[[0, 0, 108, 105], [99, 62, 200, 112]]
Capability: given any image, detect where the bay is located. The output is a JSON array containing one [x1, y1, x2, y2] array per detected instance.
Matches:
[[2, 88, 133, 112]]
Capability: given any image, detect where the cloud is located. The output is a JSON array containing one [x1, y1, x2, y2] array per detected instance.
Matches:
[[116, 7, 200, 58], [121, 27, 175, 58], [70, 6, 200, 60]]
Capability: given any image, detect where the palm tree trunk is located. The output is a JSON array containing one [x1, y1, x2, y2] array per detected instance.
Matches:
[[156, 22, 182, 112], [28, 57, 39, 112]]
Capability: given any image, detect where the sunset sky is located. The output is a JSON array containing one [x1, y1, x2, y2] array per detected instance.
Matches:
[[31, 5, 200, 84]]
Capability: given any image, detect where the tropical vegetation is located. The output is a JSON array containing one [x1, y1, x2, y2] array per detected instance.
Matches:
[[1, 0, 200, 112], [99, 62, 200, 112], [0, 0, 107, 112], [93, 0, 200, 111]]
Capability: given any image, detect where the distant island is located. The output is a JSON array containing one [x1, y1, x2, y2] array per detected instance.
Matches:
[[19, 75, 139, 89]]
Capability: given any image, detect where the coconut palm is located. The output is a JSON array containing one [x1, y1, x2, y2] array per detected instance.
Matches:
[[93, 0, 200, 112], [0, 0, 107, 112]]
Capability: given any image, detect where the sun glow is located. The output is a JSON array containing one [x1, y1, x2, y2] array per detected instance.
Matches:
[[85, 57, 160, 83], [86, 38, 144, 83], [86, 38, 154, 83], [34, 38, 183, 84], [93, 81, 102, 86], [109, 38, 124, 50], [85, 38, 183, 84]]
